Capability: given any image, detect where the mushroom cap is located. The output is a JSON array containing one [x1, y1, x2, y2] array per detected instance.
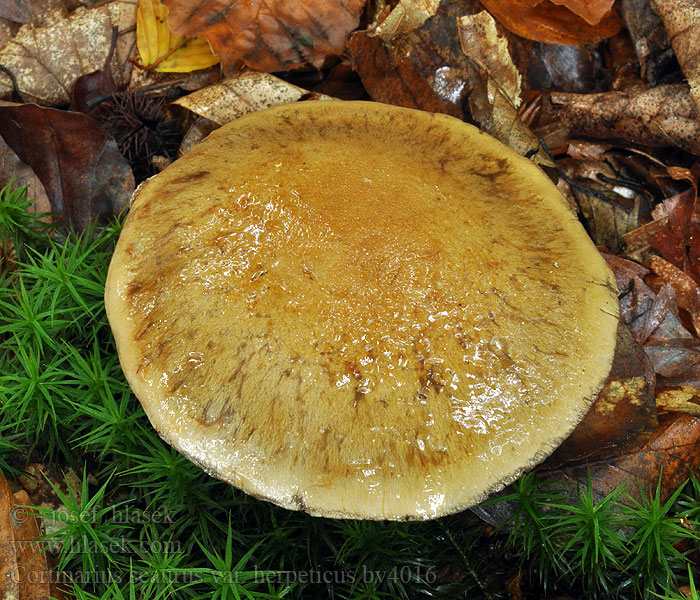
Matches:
[[105, 101, 618, 520]]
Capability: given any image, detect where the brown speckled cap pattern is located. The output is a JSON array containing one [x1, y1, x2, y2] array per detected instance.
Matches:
[[105, 101, 618, 520]]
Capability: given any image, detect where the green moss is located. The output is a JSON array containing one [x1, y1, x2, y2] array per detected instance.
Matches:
[[0, 183, 697, 599]]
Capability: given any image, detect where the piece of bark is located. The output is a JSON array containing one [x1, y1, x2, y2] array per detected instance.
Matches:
[[0, 473, 64, 600], [548, 84, 700, 155]]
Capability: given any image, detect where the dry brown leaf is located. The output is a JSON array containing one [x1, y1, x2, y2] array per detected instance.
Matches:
[[546, 322, 657, 467], [0, 103, 134, 229], [649, 255, 700, 336], [548, 85, 700, 155], [648, 188, 697, 270], [0, 0, 69, 27], [620, 0, 670, 85], [375, 0, 441, 41], [457, 11, 521, 108], [651, 0, 700, 113], [605, 254, 693, 345], [561, 160, 644, 252], [174, 71, 331, 127], [549, 0, 615, 25], [481, 0, 622, 45], [163, 0, 365, 74], [542, 413, 700, 503], [644, 343, 700, 379], [0, 1, 137, 106], [349, 1, 551, 165], [0, 136, 50, 214]]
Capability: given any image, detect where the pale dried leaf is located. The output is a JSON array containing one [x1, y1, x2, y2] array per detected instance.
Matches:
[[177, 116, 217, 157], [458, 11, 521, 108], [656, 386, 700, 417], [0, 1, 137, 106], [174, 71, 332, 127], [549, 0, 615, 25], [651, 0, 700, 114], [375, 0, 441, 42]]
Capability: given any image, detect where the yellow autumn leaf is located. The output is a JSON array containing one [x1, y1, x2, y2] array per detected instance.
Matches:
[[136, 0, 218, 73]]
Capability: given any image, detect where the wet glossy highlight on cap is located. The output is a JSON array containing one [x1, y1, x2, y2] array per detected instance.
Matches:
[[105, 101, 618, 520]]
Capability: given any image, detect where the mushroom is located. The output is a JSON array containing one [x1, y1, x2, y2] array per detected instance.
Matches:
[[105, 100, 618, 520]]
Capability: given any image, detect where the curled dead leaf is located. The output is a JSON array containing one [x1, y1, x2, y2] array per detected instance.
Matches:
[[481, 0, 622, 45], [174, 71, 331, 127], [374, 0, 441, 41], [648, 255, 700, 337], [457, 11, 521, 108]]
